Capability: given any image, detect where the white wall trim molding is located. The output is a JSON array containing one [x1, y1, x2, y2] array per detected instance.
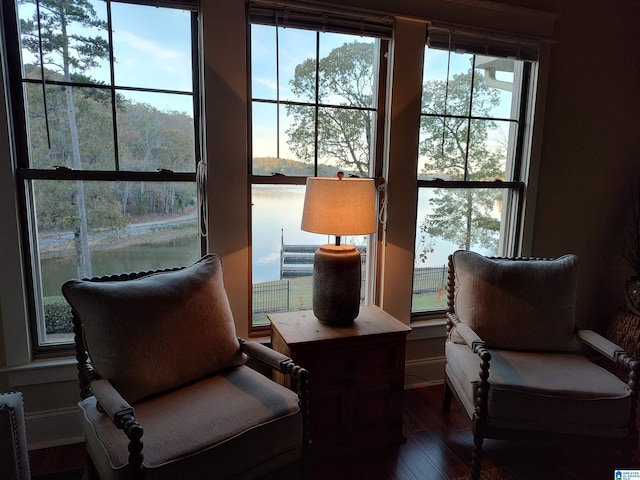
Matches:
[[1, 357, 77, 387], [26, 406, 83, 450], [404, 355, 445, 390]]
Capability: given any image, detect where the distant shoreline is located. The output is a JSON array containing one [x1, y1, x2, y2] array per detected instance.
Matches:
[[39, 208, 198, 259]]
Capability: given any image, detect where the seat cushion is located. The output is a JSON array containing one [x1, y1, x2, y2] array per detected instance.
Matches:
[[445, 341, 631, 437], [62, 254, 246, 403], [452, 250, 580, 352], [79, 366, 302, 480]]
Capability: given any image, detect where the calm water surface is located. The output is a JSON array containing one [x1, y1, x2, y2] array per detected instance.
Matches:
[[41, 186, 462, 297]]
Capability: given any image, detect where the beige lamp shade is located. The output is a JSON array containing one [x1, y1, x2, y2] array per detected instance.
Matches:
[[301, 176, 377, 236]]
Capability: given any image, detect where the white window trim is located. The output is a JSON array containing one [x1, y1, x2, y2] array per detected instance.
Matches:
[[200, 0, 251, 339], [0, 54, 33, 366], [378, 17, 427, 324]]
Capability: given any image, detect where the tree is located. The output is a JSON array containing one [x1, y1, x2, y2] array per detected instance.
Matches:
[[419, 69, 505, 254], [285, 40, 505, 256], [286, 41, 375, 176], [20, 0, 109, 277]]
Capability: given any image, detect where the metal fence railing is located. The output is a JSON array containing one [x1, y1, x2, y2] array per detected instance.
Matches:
[[412, 265, 447, 294], [252, 266, 448, 317], [252, 280, 290, 316]]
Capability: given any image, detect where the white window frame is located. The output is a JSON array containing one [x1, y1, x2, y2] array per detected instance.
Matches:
[[246, 11, 390, 333], [0, 0, 200, 359]]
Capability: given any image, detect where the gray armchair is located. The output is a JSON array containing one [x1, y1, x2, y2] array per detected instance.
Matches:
[[443, 250, 639, 480], [62, 254, 309, 480]]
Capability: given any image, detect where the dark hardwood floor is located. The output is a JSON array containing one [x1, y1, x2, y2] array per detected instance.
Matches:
[[29, 385, 634, 480]]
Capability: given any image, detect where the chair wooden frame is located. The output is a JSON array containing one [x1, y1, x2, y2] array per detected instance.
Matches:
[[442, 254, 640, 480], [70, 267, 311, 479]]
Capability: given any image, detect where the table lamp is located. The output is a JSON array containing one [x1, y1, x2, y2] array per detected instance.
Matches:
[[301, 173, 377, 326]]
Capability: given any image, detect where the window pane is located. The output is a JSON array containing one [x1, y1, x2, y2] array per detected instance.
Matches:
[[251, 25, 379, 177], [278, 28, 318, 103], [116, 93, 195, 172], [473, 56, 516, 119], [251, 24, 277, 101], [422, 48, 450, 84], [412, 187, 503, 312], [422, 50, 473, 117], [251, 184, 319, 326], [249, 23, 381, 327], [318, 34, 375, 106], [111, 3, 192, 92], [25, 84, 115, 170], [33, 179, 199, 345], [419, 51, 525, 179], [19, 0, 110, 84], [252, 101, 278, 162], [467, 119, 512, 180], [318, 107, 373, 176], [251, 184, 370, 326], [418, 115, 466, 181]]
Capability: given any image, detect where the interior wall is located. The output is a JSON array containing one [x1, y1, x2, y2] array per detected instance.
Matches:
[[514, 0, 640, 329]]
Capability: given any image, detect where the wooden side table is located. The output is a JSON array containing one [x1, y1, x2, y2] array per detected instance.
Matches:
[[269, 305, 411, 457]]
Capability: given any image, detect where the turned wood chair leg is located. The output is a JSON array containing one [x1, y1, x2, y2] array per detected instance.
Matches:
[[470, 434, 483, 480], [442, 380, 453, 412]]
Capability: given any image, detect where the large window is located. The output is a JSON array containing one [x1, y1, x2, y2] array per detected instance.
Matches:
[[4, 0, 200, 351], [248, 5, 390, 329], [412, 29, 538, 313]]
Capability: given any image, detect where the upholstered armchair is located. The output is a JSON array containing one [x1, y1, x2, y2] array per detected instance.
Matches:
[[443, 250, 639, 480], [62, 254, 309, 480]]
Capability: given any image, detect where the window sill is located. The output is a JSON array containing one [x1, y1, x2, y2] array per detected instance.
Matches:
[[0, 357, 77, 387], [407, 317, 447, 341]]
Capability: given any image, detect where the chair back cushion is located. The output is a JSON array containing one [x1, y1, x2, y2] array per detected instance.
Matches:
[[62, 254, 246, 403], [452, 250, 580, 352]]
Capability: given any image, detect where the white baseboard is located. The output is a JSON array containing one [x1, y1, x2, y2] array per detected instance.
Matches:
[[26, 406, 83, 450], [404, 356, 445, 390]]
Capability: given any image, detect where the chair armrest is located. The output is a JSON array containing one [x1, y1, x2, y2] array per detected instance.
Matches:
[[239, 339, 293, 373], [447, 312, 487, 353], [452, 321, 486, 353], [447, 319, 492, 430], [239, 339, 311, 448], [90, 379, 135, 429], [578, 329, 625, 363], [89, 379, 144, 472]]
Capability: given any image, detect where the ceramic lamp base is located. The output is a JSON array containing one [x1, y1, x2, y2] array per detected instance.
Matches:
[[312, 244, 362, 326]]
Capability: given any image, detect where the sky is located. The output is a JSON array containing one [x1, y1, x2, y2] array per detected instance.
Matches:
[[19, 0, 193, 114]]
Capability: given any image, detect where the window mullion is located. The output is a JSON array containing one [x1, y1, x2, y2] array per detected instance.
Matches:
[[17, 168, 196, 182], [105, 1, 120, 171], [313, 30, 320, 177], [463, 55, 477, 182], [275, 23, 281, 159], [512, 62, 532, 183]]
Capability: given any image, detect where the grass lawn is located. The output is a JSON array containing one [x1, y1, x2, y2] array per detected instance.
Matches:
[[252, 276, 447, 326]]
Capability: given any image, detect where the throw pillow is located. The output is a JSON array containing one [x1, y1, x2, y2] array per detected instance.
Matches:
[[62, 254, 246, 403], [452, 250, 580, 352]]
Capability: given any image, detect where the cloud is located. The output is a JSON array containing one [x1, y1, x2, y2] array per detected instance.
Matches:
[[116, 30, 184, 61], [113, 30, 191, 89]]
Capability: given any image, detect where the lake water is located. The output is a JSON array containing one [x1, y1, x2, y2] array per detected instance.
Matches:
[[41, 185, 462, 297]]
